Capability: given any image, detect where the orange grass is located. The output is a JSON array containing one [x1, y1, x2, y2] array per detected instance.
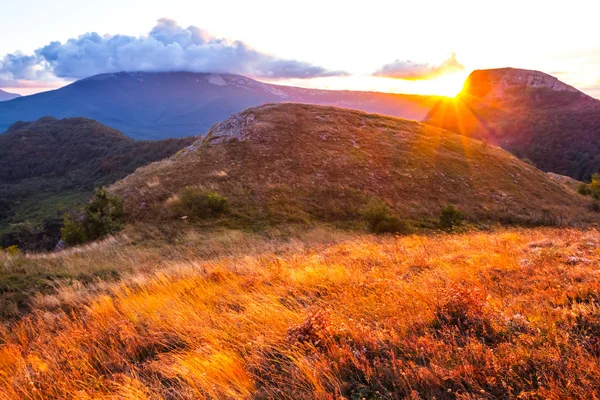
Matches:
[[2, 228, 600, 399]]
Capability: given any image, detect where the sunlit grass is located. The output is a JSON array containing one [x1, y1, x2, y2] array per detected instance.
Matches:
[[1, 228, 600, 398]]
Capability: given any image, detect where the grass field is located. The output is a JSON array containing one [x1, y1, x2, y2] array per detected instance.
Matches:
[[2, 226, 600, 399]]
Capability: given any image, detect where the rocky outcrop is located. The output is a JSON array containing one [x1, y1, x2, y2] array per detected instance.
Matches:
[[462, 68, 587, 99]]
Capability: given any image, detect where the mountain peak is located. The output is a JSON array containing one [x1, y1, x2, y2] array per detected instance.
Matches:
[[461, 68, 587, 99], [0, 72, 439, 139], [0, 89, 21, 102]]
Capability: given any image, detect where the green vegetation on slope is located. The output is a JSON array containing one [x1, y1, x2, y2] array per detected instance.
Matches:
[[0, 116, 195, 250]]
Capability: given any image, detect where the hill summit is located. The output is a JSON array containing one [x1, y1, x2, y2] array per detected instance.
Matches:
[[425, 68, 600, 181], [461, 68, 588, 99], [111, 103, 595, 227], [0, 89, 20, 102]]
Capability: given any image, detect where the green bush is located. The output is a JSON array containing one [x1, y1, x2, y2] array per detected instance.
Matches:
[[578, 183, 592, 196], [360, 199, 410, 234], [61, 213, 86, 246], [61, 187, 125, 246], [170, 187, 229, 219], [439, 204, 462, 231]]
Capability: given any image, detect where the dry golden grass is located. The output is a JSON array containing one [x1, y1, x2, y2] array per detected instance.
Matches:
[[0, 225, 351, 319], [2, 227, 600, 398]]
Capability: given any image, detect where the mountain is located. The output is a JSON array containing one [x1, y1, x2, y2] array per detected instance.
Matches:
[[0, 116, 195, 249], [111, 103, 596, 227], [0, 71, 439, 140], [425, 68, 600, 181], [0, 89, 20, 102]]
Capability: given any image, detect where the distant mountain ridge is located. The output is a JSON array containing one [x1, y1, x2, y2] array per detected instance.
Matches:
[[425, 68, 600, 181], [0, 71, 440, 140], [0, 89, 20, 102]]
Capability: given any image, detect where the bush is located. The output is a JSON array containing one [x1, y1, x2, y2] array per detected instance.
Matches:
[[360, 199, 410, 234], [591, 200, 600, 213], [61, 213, 86, 246], [591, 173, 600, 199], [170, 187, 229, 219], [578, 183, 592, 196], [61, 187, 125, 246], [439, 204, 462, 231], [5, 245, 21, 256]]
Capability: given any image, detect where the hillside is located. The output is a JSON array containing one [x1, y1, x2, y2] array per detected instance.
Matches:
[[111, 103, 596, 228], [0, 89, 20, 102], [0, 72, 439, 139], [425, 68, 600, 181], [0, 117, 195, 250]]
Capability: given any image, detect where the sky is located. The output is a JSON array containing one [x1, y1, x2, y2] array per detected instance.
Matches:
[[1, 0, 599, 97]]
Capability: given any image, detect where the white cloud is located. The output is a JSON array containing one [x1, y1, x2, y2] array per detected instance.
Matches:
[[373, 53, 465, 80], [0, 18, 347, 87]]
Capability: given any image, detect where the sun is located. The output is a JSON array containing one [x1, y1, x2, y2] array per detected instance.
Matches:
[[425, 73, 467, 97]]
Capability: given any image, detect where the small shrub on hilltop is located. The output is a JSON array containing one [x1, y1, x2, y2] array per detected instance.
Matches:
[[360, 199, 410, 234], [169, 187, 229, 219], [439, 204, 462, 231], [61, 187, 125, 246]]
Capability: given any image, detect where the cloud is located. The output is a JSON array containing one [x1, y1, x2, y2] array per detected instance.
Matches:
[[373, 53, 465, 80], [0, 18, 346, 87]]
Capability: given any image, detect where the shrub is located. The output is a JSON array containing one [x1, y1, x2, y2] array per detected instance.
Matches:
[[360, 199, 410, 234], [61, 187, 125, 246], [170, 187, 229, 219], [591, 173, 600, 199], [578, 183, 592, 196], [591, 200, 600, 213], [83, 187, 125, 240], [61, 213, 86, 246], [372, 216, 411, 234], [439, 204, 462, 231], [5, 245, 21, 256]]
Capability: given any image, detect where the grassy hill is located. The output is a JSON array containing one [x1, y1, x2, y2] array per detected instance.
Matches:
[[0, 117, 195, 249], [111, 103, 597, 229], [425, 68, 600, 181]]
